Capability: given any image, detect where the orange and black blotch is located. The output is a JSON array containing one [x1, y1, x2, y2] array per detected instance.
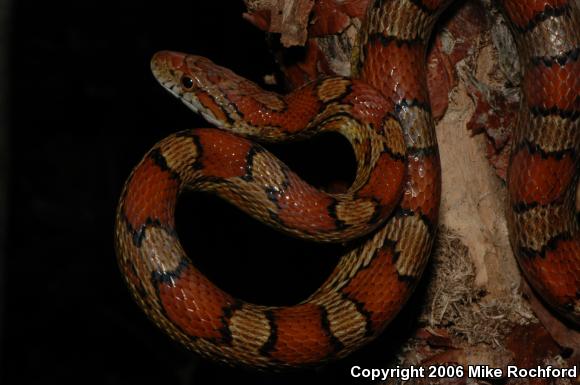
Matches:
[[194, 128, 254, 179], [264, 166, 346, 234], [259, 305, 343, 365], [509, 141, 576, 209], [240, 145, 267, 182], [356, 149, 407, 224], [340, 240, 410, 335], [518, 233, 573, 259], [518, 235, 580, 312], [155, 259, 241, 342], [122, 148, 181, 246], [525, 53, 580, 117]]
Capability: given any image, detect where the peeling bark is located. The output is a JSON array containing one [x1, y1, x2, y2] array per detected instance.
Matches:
[[243, 0, 314, 47]]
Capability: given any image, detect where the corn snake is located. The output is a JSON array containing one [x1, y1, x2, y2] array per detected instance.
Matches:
[[115, 0, 580, 369]]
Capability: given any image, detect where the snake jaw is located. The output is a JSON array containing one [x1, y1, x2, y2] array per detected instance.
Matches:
[[151, 51, 187, 98], [159, 80, 182, 99], [180, 94, 226, 129]]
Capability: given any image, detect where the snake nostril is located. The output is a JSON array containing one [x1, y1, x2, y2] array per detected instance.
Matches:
[[180, 75, 194, 89]]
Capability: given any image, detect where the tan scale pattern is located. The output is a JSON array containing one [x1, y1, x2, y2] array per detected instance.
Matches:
[[228, 306, 273, 354], [363, 0, 435, 42], [157, 134, 201, 175], [139, 226, 184, 273], [523, 112, 580, 152], [334, 199, 377, 224], [381, 116, 408, 156], [316, 77, 352, 103], [511, 203, 578, 252], [388, 215, 432, 277], [307, 290, 369, 348]]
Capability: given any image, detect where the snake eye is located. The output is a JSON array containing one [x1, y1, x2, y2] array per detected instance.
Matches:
[[180, 75, 194, 89]]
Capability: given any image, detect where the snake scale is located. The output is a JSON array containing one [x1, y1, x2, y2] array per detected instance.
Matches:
[[114, 0, 580, 369]]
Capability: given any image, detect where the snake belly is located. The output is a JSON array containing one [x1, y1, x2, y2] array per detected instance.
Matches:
[[114, 0, 580, 369]]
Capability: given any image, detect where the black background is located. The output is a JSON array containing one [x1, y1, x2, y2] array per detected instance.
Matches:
[[1, 0, 426, 383]]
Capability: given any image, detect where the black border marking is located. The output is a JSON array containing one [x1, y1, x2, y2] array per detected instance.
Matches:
[[513, 138, 576, 161], [511, 197, 575, 214], [514, 3, 571, 33], [370, 0, 385, 9], [367, 197, 385, 225], [396, 272, 417, 283], [418, 211, 437, 236], [382, 238, 419, 282], [149, 147, 182, 181], [132, 217, 159, 247], [530, 47, 580, 68], [240, 145, 265, 182], [395, 98, 432, 115], [512, 201, 539, 214], [189, 133, 205, 171], [406, 145, 438, 158], [216, 300, 244, 345], [151, 258, 190, 284], [366, 33, 424, 48], [340, 292, 375, 337], [327, 200, 348, 230], [530, 105, 580, 122], [149, 258, 200, 340], [380, 144, 408, 163], [390, 206, 437, 236], [314, 76, 354, 104], [263, 163, 292, 209], [173, 130, 206, 171], [319, 305, 345, 354], [259, 310, 278, 356], [518, 232, 574, 259], [124, 215, 178, 248], [265, 186, 282, 206]]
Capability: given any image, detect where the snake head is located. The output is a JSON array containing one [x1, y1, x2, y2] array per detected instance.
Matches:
[[151, 50, 252, 128], [151, 51, 226, 96]]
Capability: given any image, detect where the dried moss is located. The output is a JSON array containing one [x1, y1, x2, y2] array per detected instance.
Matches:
[[421, 226, 536, 346]]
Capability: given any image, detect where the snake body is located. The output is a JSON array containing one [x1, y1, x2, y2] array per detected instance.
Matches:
[[115, 0, 580, 369]]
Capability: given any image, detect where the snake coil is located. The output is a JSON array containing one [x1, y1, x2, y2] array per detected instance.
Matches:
[[115, 0, 580, 369]]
